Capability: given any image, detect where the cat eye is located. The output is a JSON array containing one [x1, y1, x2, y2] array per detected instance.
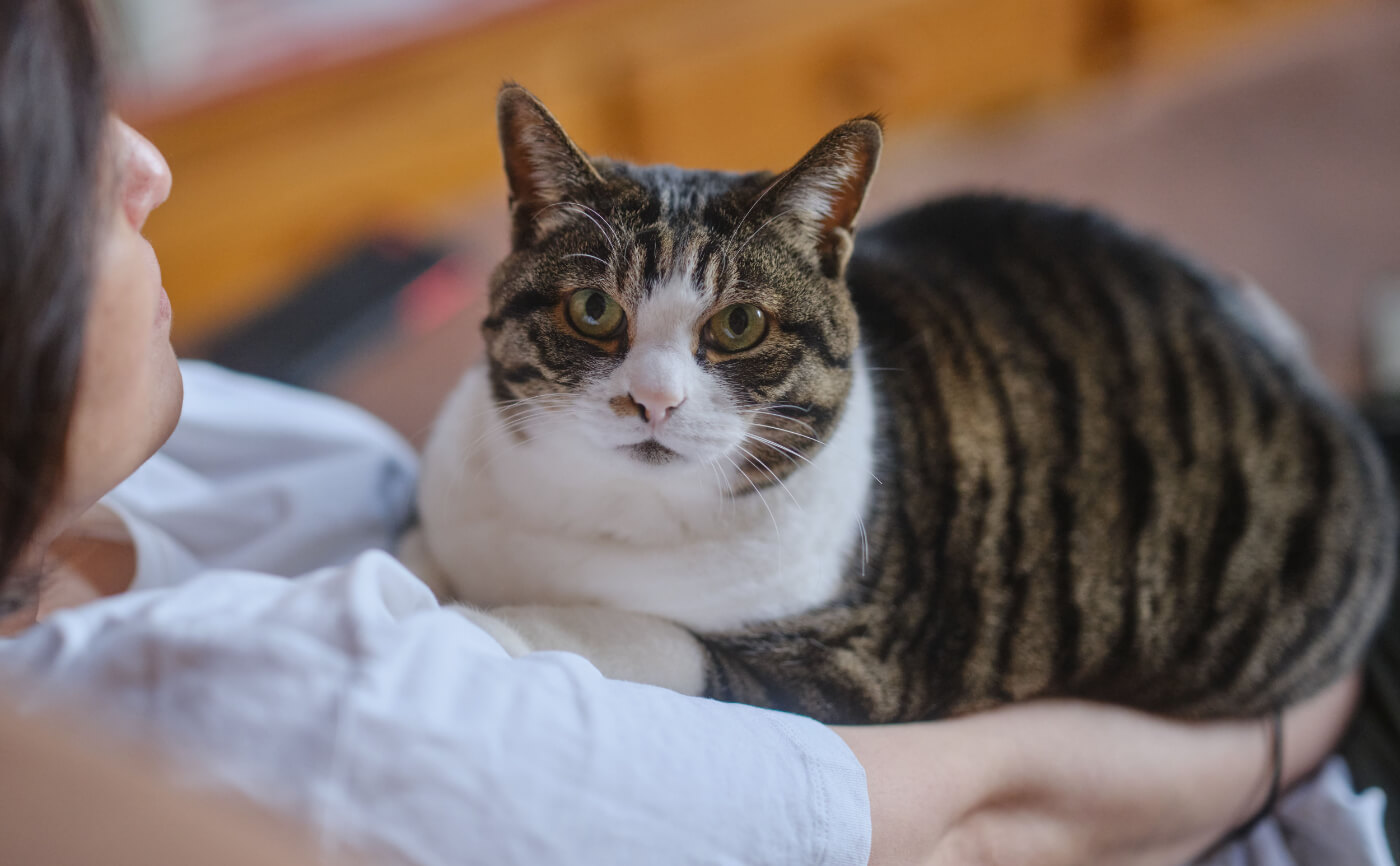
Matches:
[[706, 303, 767, 352], [566, 289, 626, 339]]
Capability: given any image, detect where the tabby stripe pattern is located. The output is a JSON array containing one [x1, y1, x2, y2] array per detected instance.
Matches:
[[698, 195, 1395, 722]]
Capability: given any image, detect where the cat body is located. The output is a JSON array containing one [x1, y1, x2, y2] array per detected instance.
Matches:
[[406, 85, 1396, 724]]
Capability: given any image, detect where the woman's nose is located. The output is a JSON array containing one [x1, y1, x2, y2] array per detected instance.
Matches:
[[115, 119, 171, 230]]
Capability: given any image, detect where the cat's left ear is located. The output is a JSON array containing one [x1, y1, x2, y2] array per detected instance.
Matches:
[[770, 116, 883, 279]]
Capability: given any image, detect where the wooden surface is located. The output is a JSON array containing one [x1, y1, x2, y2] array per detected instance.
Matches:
[[129, 0, 1343, 348], [324, 0, 1399, 441]]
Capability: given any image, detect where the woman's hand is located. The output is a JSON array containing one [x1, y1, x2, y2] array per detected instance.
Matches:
[[835, 673, 1361, 866]]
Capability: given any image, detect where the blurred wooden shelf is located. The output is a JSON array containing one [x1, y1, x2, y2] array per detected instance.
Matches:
[[129, 0, 1344, 348]]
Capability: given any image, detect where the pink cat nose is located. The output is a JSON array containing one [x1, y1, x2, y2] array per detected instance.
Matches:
[[629, 387, 686, 427]]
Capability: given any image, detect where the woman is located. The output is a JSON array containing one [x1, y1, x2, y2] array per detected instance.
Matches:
[[0, 1, 1380, 864]]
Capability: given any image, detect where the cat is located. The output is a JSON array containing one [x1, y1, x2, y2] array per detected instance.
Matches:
[[398, 83, 1397, 724]]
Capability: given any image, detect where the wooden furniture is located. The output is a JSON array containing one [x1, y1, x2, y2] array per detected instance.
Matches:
[[126, 0, 1343, 348]]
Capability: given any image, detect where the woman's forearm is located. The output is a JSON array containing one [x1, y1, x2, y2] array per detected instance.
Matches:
[[836, 673, 1361, 866]]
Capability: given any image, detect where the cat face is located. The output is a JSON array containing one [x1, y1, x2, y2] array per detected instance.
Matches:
[[481, 85, 881, 483]]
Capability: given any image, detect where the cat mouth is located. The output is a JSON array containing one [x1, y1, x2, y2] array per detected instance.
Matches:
[[624, 439, 682, 465]]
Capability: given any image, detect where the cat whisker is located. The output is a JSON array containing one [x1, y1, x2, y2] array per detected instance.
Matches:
[[469, 412, 572, 484], [704, 456, 737, 515], [494, 394, 576, 410], [762, 403, 816, 415], [460, 398, 573, 463], [743, 409, 820, 436], [744, 433, 815, 468], [570, 201, 622, 248], [495, 393, 577, 412], [735, 444, 801, 510], [744, 437, 869, 575], [746, 422, 826, 449], [430, 392, 576, 447], [458, 418, 547, 471], [492, 396, 575, 426], [747, 415, 881, 486], [855, 513, 869, 577], [753, 404, 819, 429], [725, 175, 785, 254], [723, 454, 781, 561], [560, 252, 610, 268], [491, 409, 561, 434], [722, 175, 789, 271], [734, 209, 800, 257], [492, 403, 573, 422], [534, 201, 619, 254], [495, 402, 574, 420]]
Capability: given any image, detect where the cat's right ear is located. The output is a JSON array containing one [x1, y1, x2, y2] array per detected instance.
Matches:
[[497, 83, 603, 248]]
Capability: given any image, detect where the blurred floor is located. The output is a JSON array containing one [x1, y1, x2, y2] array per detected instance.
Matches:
[[327, 0, 1400, 441]]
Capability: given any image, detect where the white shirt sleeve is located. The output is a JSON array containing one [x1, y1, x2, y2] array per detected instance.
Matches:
[[106, 361, 419, 588], [0, 551, 871, 866]]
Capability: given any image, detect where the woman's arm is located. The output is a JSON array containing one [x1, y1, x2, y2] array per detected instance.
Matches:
[[0, 554, 872, 866], [837, 673, 1361, 866], [6, 545, 1360, 866]]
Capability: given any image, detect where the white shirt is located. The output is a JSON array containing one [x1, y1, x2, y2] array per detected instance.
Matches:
[[0, 362, 1390, 866], [0, 362, 871, 866]]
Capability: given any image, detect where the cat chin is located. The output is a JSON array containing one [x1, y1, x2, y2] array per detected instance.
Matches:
[[607, 435, 746, 471], [581, 425, 737, 470], [624, 439, 683, 466]]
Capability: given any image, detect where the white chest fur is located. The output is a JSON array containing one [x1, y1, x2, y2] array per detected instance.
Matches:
[[415, 357, 877, 633]]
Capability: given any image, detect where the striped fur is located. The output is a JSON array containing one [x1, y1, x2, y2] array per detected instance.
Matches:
[[418, 86, 1396, 723], [701, 196, 1396, 721]]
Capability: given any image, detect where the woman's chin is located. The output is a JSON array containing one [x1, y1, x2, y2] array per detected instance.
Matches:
[[149, 346, 184, 449]]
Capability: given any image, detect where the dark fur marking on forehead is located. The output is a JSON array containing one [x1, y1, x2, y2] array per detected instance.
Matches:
[[637, 195, 663, 227], [580, 164, 792, 303], [701, 199, 733, 236], [694, 237, 723, 289], [626, 164, 736, 204], [639, 233, 662, 294]]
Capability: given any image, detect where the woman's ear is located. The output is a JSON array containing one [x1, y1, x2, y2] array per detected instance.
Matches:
[[768, 116, 883, 279], [496, 83, 603, 248]]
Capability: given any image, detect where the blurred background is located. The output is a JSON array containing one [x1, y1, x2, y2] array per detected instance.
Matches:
[[103, 0, 1399, 442]]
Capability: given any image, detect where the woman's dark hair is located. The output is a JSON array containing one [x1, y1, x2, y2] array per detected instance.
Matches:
[[0, 0, 109, 610]]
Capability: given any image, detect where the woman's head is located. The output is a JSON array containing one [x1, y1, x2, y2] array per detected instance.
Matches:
[[0, 0, 181, 609]]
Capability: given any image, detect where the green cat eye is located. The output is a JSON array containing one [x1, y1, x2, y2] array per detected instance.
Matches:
[[566, 289, 625, 339], [706, 303, 767, 352]]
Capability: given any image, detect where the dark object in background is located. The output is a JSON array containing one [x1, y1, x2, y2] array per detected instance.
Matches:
[[201, 239, 450, 388], [1340, 399, 1400, 854], [1339, 277, 1400, 853]]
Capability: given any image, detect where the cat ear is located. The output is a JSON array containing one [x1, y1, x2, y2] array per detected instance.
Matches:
[[497, 83, 603, 247], [769, 116, 883, 279]]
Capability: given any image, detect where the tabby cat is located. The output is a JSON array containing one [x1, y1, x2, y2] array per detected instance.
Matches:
[[400, 84, 1396, 724]]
